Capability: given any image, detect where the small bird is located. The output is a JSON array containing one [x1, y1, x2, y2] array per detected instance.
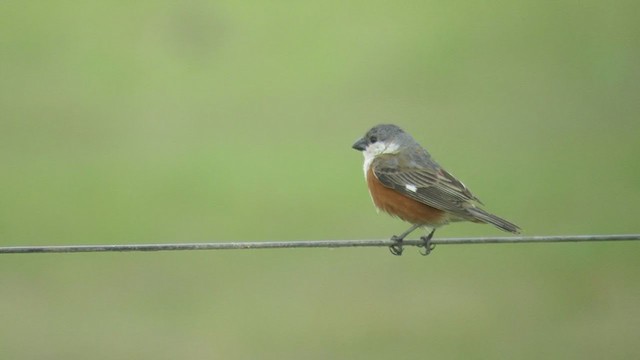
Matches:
[[352, 124, 520, 255]]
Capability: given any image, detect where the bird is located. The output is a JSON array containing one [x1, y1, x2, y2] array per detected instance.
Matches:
[[352, 124, 520, 255]]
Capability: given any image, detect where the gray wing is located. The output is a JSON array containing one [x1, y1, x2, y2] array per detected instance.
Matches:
[[372, 153, 482, 219]]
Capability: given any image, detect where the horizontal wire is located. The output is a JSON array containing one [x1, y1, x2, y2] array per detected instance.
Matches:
[[0, 234, 638, 254]]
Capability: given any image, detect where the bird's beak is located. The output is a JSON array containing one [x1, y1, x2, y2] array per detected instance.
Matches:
[[352, 137, 367, 151]]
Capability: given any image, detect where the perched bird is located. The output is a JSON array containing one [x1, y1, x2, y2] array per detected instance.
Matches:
[[352, 124, 520, 255]]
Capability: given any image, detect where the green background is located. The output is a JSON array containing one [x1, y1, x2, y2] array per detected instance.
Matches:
[[1, 1, 639, 359]]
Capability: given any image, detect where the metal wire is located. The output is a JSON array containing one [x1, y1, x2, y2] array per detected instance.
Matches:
[[0, 234, 638, 254]]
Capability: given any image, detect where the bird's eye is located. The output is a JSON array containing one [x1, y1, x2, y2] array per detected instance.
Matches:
[[369, 136, 378, 143]]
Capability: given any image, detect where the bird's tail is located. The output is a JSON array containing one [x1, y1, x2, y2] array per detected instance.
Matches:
[[467, 207, 521, 234]]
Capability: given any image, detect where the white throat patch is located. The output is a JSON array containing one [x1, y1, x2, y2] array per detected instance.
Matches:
[[362, 141, 400, 178]]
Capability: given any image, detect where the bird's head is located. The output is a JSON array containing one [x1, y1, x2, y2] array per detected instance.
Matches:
[[352, 124, 417, 159]]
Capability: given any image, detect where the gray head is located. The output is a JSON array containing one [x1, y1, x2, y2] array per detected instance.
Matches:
[[352, 124, 418, 156]]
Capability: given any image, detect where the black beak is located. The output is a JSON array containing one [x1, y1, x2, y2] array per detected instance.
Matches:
[[352, 137, 367, 151]]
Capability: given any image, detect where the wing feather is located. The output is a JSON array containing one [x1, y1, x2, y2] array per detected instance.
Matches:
[[372, 154, 481, 219]]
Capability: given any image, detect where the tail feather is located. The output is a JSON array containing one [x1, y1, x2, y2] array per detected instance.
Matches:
[[467, 207, 521, 234]]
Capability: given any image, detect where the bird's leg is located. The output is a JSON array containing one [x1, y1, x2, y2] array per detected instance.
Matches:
[[389, 224, 421, 256], [418, 228, 436, 256]]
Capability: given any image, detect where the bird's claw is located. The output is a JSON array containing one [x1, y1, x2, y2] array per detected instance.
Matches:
[[417, 233, 436, 256], [389, 235, 404, 256]]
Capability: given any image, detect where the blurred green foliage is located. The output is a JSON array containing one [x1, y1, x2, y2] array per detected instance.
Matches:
[[1, 1, 639, 359]]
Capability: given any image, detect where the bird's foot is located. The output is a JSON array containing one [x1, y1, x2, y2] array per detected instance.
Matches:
[[417, 229, 436, 256], [389, 235, 404, 256]]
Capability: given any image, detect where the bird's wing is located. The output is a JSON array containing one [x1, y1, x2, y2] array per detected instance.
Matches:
[[372, 154, 482, 218]]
